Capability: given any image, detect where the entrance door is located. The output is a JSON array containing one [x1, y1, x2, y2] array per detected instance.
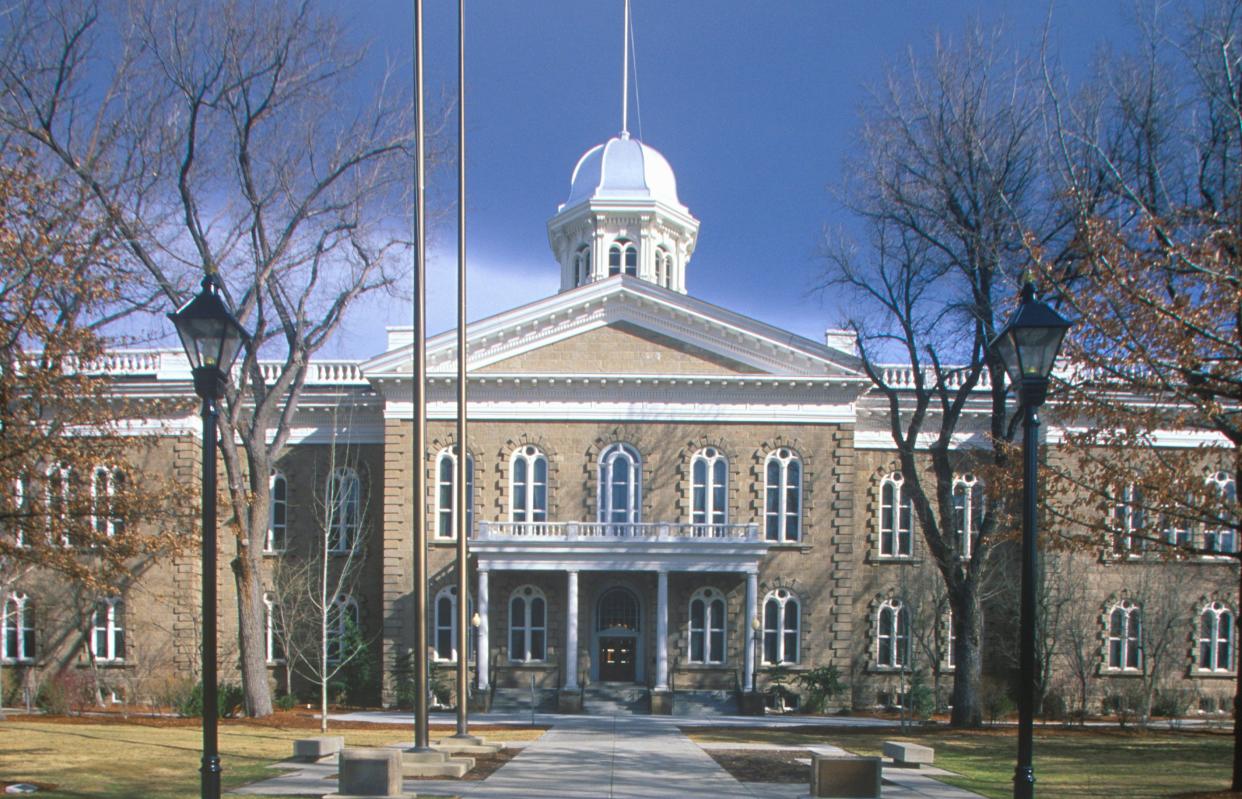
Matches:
[[598, 636, 636, 682]]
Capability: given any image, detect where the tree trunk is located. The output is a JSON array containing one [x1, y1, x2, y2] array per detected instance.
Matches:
[[232, 552, 273, 717], [949, 585, 983, 727]]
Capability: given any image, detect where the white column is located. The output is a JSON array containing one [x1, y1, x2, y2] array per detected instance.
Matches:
[[655, 570, 669, 691], [564, 570, 579, 690], [477, 568, 490, 690], [744, 571, 758, 692]]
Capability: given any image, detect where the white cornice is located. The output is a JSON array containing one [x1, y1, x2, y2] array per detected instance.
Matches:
[[1044, 426, 1231, 448]]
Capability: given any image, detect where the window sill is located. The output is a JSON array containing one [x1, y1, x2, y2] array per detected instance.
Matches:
[[262, 549, 286, 557], [1190, 669, 1236, 680], [1100, 669, 1143, 677], [868, 554, 920, 564], [679, 662, 729, 670], [869, 665, 911, 674]]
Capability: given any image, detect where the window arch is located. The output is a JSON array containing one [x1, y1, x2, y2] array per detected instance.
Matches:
[[327, 468, 361, 553], [266, 471, 288, 553], [608, 240, 637, 277], [575, 245, 592, 285], [11, 474, 26, 548], [90, 466, 124, 538], [654, 246, 670, 287], [1107, 599, 1141, 671], [263, 592, 284, 664], [597, 587, 640, 632], [764, 449, 802, 542], [1199, 601, 1234, 673], [692, 448, 728, 528], [878, 472, 913, 557], [91, 597, 124, 662], [876, 599, 911, 668], [761, 589, 799, 665], [509, 585, 547, 662], [510, 446, 548, 523], [1109, 483, 1146, 553], [435, 448, 474, 539], [2, 592, 34, 663], [46, 463, 71, 547], [433, 585, 474, 662], [327, 594, 359, 664], [1204, 471, 1237, 554], [951, 474, 984, 558], [688, 587, 726, 664], [599, 444, 641, 525]]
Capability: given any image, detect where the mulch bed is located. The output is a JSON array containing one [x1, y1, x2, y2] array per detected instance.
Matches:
[[4, 708, 547, 734], [704, 748, 810, 783]]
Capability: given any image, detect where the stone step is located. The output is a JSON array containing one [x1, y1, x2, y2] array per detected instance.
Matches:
[[672, 689, 740, 717], [399, 748, 474, 779]]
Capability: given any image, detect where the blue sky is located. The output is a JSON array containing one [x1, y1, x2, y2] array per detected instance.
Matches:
[[322, 0, 1135, 358]]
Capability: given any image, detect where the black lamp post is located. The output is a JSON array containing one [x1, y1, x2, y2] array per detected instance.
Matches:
[[168, 273, 250, 799], [990, 282, 1071, 799]]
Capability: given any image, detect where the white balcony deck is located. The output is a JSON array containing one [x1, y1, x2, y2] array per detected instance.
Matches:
[[471, 521, 769, 573]]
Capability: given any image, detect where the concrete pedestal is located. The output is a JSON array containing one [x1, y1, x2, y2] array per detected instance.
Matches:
[[323, 747, 413, 799], [738, 691, 766, 716], [649, 689, 672, 715], [294, 736, 345, 761], [808, 755, 881, 798], [558, 688, 583, 713], [400, 748, 473, 778]]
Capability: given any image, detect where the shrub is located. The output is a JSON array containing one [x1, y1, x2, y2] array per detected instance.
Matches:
[[37, 669, 95, 715], [328, 616, 376, 706], [796, 665, 846, 714], [392, 651, 416, 710], [908, 669, 934, 721], [274, 692, 297, 711], [982, 677, 1015, 725], [1152, 687, 1192, 719], [176, 681, 245, 718]]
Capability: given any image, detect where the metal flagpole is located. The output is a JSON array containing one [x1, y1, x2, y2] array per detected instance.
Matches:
[[453, 0, 473, 741], [621, 0, 629, 135], [412, 0, 430, 752]]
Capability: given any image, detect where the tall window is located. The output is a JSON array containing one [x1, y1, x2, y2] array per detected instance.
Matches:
[[2, 592, 34, 663], [510, 446, 548, 523], [654, 246, 673, 287], [433, 586, 474, 661], [435, 448, 474, 539], [762, 589, 799, 665], [46, 463, 70, 547], [1204, 471, 1238, 554], [764, 449, 802, 542], [509, 585, 546, 662], [945, 608, 956, 668], [876, 599, 911, 668], [1109, 483, 1146, 553], [598, 444, 641, 525], [575, 245, 592, 285], [1199, 602, 1234, 672], [692, 448, 728, 527], [327, 594, 358, 664], [879, 473, 913, 557], [10, 475, 26, 547], [91, 597, 125, 663], [608, 240, 637, 277], [327, 468, 361, 553], [263, 592, 284, 664], [688, 587, 726, 664], [91, 466, 124, 538], [1107, 600, 1141, 671], [266, 472, 288, 553], [951, 474, 984, 558]]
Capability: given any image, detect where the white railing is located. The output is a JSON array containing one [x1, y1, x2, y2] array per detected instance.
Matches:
[[257, 359, 366, 385], [475, 520, 762, 543], [880, 364, 992, 391]]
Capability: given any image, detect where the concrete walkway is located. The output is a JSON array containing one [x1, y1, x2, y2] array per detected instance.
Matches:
[[234, 713, 990, 799]]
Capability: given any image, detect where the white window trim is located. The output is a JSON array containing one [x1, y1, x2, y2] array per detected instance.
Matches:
[[327, 468, 361, 554], [1110, 483, 1146, 554], [878, 472, 914, 558], [90, 465, 123, 539], [1198, 601, 1235, 673], [327, 594, 359, 665], [46, 463, 71, 548], [599, 443, 641, 525], [764, 449, 802, 543], [433, 586, 475, 663], [508, 585, 547, 663], [761, 589, 800, 665], [952, 474, 983, 559], [91, 597, 124, 663], [2, 592, 34, 663], [691, 448, 729, 528], [509, 446, 548, 523], [266, 471, 288, 553], [435, 448, 474, 540], [876, 599, 910, 669], [1203, 471, 1238, 556], [263, 592, 284, 664], [687, 587, 727, 665], [1106, 600, 1142, 672]]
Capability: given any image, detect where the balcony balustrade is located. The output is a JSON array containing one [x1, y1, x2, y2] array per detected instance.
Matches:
[[474, 520, 761, 543]]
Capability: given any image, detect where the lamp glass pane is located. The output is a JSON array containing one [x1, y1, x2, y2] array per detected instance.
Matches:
[[994, 331, 1021, 387], [1014, 326, 1067, 379]]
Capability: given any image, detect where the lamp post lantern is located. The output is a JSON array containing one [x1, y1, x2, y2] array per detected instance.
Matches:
[[990, 282, 1071, 799], [168, 273, 250, 799]]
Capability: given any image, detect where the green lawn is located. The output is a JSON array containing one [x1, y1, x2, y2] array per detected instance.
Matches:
[[0, 716, 539, 799], [684, 723, 1237, 799]]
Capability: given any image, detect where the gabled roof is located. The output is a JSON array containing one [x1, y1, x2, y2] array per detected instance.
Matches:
[[362, 275, 863, 381]]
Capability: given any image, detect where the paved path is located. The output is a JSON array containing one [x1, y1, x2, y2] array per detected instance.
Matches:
[[235, 713, 989, 799]]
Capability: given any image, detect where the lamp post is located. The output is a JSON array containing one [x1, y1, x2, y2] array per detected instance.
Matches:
[[990, 282, 1071, 799], [169, 273, 250, 799]]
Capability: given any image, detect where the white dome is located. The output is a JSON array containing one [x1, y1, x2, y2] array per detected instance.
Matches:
[[562, 134, 683, 210]]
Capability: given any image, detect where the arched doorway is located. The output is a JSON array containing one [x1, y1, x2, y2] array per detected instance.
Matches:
[[594, 586, 641, 683]]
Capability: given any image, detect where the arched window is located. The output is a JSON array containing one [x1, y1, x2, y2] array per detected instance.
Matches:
[[598, 444, 641, 525], [263, 592, 284, 664], [11, 474, 26, 548], [1199, 602, 1234, 672], [761, 589, 799, 665], [1107, 600, 1141, 671], [688, 587, 726, 664], [510, 446, 548, 523], [2, 592, 34, 663], [327, 468, 361, 553], [327, 594, 359, 664], [597, 587, 640, 631], [654, 246, 670, 287], [266, 472, 288, 553], [91, 466, 124, 538], [575, 245, 592, 285], [952, 474, 984, 558], [1109, 483, 1146, 553], [764, 449, 802, 542], [1204, 471, 1237, 554], [46, 463, 70, 547], [692, 448, 728, 528], [879, 473, 913, 557], [91, 597, 125, 662], [509, 585, 547, 662], [435, 448, 474, 539], [876, 599, 911, 668], [945, 608, 956, 668], [608, 240, 637, 277], [433, 585, 475, 662]]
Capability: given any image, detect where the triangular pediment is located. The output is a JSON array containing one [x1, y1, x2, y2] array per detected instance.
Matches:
[[361, 276, 862, 380]]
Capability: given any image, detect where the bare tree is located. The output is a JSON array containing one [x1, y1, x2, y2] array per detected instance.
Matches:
[[0, 0, 433, 715]]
